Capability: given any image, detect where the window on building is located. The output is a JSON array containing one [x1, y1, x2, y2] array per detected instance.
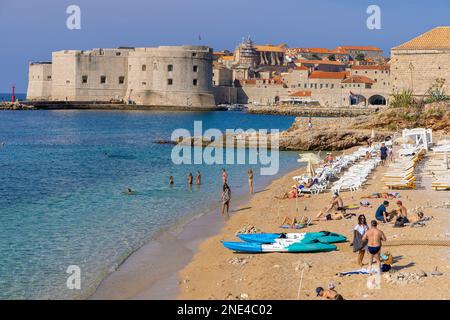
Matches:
[[116, 52, 121, 56], [119, 76, 125, 84], [320, 84, 323, 89], [192, 52, 197, 57], [100, 76, 106, 84], [142, 82, 147, 86], [193, 79, 198, 86], [168, 64, 173, 72], [82, 75, 88, 84], [47, 76, 52, 80], [331, 84, 334, 89], [142, 65, 147, 71], [193, 65, 198, 72], [129, 65, 132, 71], [168, 79, 173, 85], [66, 80, 70, 84], [213, 81, 216, 85]]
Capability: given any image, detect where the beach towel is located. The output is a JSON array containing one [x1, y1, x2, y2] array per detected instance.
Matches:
[[338, 265, 389, 276], [351, 230, 367, 252]]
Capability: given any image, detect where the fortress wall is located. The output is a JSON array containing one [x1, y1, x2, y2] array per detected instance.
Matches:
[[391, 49, 450, 95], [27, 63, 52, 100], [51, 49, 132, 101], [213, 86, 237, 104], [127, 46, 215, 107]]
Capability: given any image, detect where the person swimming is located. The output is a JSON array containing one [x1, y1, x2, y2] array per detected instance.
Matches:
[[124, 188, 134, 195]]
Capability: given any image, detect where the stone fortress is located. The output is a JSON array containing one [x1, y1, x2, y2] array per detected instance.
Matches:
[[27, 45, 215, 108], [27, 27, 450, 109]]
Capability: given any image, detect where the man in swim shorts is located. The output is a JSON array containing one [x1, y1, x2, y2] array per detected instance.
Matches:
[[362, 220, 387, 274]]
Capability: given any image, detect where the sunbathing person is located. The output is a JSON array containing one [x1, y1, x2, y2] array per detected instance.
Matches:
[[316, 193, 352, 220], [275, 186, 299, 199], [315, 287, 344, 300]]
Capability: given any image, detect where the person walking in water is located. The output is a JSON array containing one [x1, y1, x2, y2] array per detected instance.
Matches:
[[169, 176, 174, 187], [188, 173, 193, 185], [221, 168, 228, 185], [247, 168, 254, 194], [221, 183, 231, 215], [307, 117, 312, 130], [196, 171, 201, 185], [362, 220, 387, 274]]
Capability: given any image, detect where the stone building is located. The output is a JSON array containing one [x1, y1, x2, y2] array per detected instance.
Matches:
[[391, 26, 450, 96], [27, 45, 215, 108]]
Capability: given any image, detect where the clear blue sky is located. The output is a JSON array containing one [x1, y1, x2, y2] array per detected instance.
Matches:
[[0, 0, 449, 92]]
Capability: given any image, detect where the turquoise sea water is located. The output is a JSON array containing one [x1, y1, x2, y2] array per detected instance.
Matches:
[[0, 109, 299, 299]]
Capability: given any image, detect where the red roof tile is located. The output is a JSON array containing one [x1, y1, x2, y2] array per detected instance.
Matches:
[[309, 71, 348, 80], [289, 91, 312, 97], [342, 75, 376, 84]]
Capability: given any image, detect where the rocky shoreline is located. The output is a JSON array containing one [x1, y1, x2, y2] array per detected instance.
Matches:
[[247, 105, 379, 117], [158, 116, 391, 151]]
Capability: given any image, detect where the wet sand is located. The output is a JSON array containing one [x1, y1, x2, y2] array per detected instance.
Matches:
[[178, 153, 450, 300]]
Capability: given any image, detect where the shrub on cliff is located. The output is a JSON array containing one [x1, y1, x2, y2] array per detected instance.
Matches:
[[390, 89, 416, 108]]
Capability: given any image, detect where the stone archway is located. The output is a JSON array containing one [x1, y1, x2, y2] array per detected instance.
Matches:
[[350, 94, 366, 106], [368, 95, 387, 106]]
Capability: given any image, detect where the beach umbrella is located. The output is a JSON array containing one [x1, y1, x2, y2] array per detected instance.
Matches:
[[298, 152, 321, 164], [306, 159, 316, 177], [445, 151, 449, 169]]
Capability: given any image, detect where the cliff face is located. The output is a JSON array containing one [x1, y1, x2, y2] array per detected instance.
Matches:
[[278, 116, 386, 151], [279, 130, 382, 151], [357, 102, 450, 133]]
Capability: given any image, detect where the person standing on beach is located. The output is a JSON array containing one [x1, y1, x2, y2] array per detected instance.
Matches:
[[196, 171, 201, 185], [362, 220, 387, 274], [188, 173, 193, 185], [308, 117, 312, 130], [380, 143, 388, 166], [247, 169, 254, 194], [353, 214, 369, 267], [221, 168, 228, 185], [221, 183, 231, 215]]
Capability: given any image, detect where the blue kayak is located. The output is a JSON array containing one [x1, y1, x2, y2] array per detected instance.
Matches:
[[237, 232, 346, 244], [222, 240, 337, 253]]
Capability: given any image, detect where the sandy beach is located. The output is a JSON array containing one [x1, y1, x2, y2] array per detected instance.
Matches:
[[178, 149, 450, 300]]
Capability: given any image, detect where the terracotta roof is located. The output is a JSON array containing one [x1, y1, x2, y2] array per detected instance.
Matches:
[[296, 59, 344, 66], [213, 52, 226, 56], [334, 46, 382, 52], [289, 91, 312, 97], [342, 75, 376, 84], [309, 71, 348, 80], [220, 56, 235, 61], [240, 79, 257, 85], [351, 65, 389, 71], [393, 26, 450, 50], [254, 44, 285, 53]]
